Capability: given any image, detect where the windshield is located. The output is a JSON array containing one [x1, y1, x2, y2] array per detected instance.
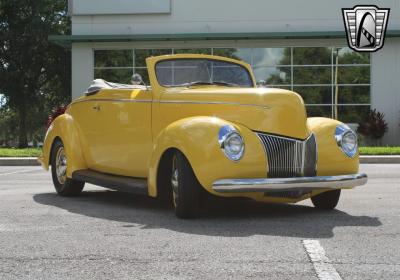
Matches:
[[155, 58, 253, 87]]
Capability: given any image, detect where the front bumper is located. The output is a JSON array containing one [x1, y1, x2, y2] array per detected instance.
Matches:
[[212, 173, 367, 193]]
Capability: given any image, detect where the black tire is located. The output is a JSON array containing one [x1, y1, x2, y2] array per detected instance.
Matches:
[[50, 139, 84, 196], [311, 189, 341, 210], [171, 151, 201, 219]]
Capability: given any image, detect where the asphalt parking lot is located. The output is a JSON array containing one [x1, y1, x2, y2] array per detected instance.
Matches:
[[0, 164, 399, 280]]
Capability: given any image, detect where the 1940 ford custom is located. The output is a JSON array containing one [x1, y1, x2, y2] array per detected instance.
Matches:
[[39, 54, 367, 218]]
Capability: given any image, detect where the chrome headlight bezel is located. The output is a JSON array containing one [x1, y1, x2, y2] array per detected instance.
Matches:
[[335, 124, 358, 158], [218, 125, 245, 161]]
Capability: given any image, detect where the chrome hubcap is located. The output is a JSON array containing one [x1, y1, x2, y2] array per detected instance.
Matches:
[[55, 147, 67, 185], [171, 157, 179, 207]]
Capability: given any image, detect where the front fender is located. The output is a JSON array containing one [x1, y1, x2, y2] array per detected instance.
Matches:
[[308, 117, 359, 176], [40, 114, 87, 177], [148, 116, 267, 197]]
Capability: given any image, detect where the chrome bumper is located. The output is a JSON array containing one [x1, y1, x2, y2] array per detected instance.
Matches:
[[212, 173, 367, 193]]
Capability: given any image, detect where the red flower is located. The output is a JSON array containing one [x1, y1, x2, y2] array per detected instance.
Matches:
[[46, 106, 67, 129]]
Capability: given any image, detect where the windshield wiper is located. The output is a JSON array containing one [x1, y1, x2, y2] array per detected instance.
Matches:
[[211, 81, 239, 87], [183, 81, 214, 87], [180, 81, 239, 87]]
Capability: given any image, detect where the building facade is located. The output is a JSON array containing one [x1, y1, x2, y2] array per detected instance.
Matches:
[[54, 0, 400, 145]]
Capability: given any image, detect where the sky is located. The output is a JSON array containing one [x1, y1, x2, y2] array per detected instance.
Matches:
[[0, 94, 5, 107]]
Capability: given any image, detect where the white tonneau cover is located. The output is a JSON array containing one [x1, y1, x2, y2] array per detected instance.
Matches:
[[85, 79, 146, 95]]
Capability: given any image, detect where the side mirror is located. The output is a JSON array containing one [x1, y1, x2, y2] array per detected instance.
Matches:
[[257, 80, 267, 88], [131, 73, 144, 85]]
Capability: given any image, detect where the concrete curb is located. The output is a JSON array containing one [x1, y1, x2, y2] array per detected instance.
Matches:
[[0, 157, 41, 166], [1, 155, 400, 166], [359, 155, 400, 164]]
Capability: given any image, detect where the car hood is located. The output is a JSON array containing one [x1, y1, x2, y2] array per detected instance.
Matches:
[[159, 87, 309, 139]]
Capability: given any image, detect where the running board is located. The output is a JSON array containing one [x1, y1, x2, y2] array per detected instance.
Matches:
[[72, 169, 148, 195]]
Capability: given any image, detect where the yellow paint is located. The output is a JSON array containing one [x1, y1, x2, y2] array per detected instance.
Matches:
[[39, 113, 87, 177], [67, 89, 152, 177], [308, 117, 359, 176], [40, 54, 360, 204]]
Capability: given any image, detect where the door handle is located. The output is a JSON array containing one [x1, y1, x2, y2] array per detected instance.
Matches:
[[92, 105, 101, 111]]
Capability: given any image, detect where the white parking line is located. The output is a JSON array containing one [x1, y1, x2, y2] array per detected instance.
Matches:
[[0, 169, 37, 176], [303, 239, 342, 280]]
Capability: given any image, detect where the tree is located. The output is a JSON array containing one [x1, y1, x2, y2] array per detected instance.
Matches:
[[0, 0, 70, 147]]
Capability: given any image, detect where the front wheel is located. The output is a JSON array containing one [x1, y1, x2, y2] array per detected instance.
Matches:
[[170, 151, 201, 219], [311, 189, 341, 210], [50, 139, 84, 196]]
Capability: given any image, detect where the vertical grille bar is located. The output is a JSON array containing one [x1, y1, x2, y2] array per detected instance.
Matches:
[[257, 133, 317, 178], [304, 133, 317, 176]]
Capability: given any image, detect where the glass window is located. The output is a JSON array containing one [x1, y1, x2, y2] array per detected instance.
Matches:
[[94, 50, 132, 68], [212, 48, 252, 64], [293, 86, 332, 104], [335, 47, 370, 64], [293, 47, 331, 65], [337, 105, 370, 123], [268, 85, 291, 90], [336, 86, 370, 104], [155, 59, 253, 87], [337, 66, 370, 84], [293, 66, 332, 84], [134, 49, 172, 67], [306, 106, 332, 118], [254, 66, 291, 85], [94, 69, 132, 84], [174, 48, 212, 55], [252, 48, 290, 66]]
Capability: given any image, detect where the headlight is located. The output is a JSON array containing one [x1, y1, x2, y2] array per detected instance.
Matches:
[[335, 124, 358, 158], [218, 125, 245, 161]]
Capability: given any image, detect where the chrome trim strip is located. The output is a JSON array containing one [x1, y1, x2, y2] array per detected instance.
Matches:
[[71, 98, 152, 105], [258, 132, 312, 142], [71, 98, 271, 109], [300, 140, 306, 175], [212, 173, 367, 193], [159, 100, 270, 109]]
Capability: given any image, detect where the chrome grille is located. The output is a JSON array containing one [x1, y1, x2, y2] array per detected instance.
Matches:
[[257, 132, 317, 178]]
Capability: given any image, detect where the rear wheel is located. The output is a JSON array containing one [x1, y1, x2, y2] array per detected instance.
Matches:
[[170, 151, 201, 219], [50, 139, 84, 196], [311, 189, 341, 210]]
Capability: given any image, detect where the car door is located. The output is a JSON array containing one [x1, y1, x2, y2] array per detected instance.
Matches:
[[84, 88, 153, 178]]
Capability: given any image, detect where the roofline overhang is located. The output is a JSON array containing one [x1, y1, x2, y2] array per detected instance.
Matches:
[[49, 30, 400, 48]]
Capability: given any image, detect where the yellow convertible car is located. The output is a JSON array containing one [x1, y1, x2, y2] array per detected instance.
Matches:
[[39, 54, 367, 218]]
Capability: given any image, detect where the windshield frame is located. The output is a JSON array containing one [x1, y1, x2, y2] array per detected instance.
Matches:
[[154, 58, 255, 88]]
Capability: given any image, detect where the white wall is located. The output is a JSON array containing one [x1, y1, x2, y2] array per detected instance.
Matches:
[[71, 44, 93, 99], [69, 0, 170, 15], [71, 0, 400, 36], [371, 38, 400, 145]]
